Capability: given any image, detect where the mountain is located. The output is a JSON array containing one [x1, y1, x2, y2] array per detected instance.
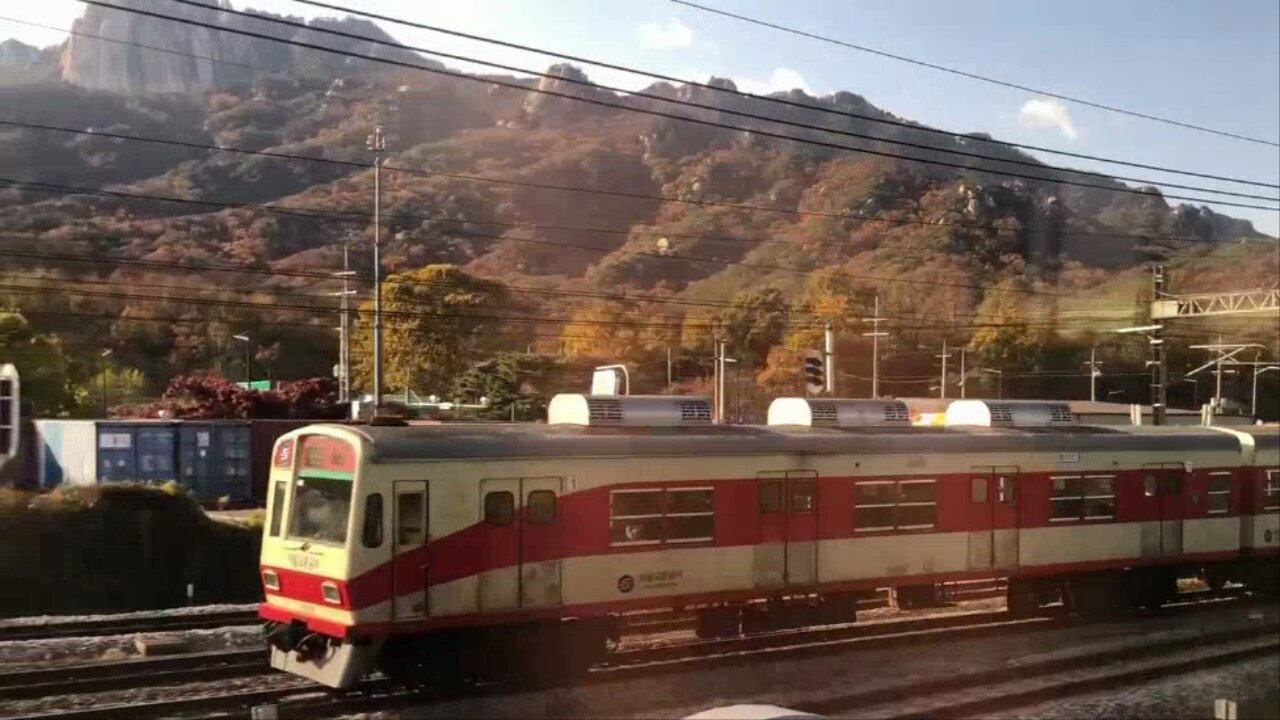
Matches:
[[0, 2, 1274, 398]]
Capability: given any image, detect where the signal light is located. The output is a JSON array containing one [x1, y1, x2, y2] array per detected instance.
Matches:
[[804, 351, 825, 395]]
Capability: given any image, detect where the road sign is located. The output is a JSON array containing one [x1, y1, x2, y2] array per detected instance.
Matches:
[[804, 350, 824, 396], [237, 380, 272, 391]]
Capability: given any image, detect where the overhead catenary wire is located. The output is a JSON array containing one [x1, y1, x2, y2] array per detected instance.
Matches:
[[289, 0, 1278, 191], [672, 0, 1280, 148], [79, 1, 1280, 211], [6, 117, 1264, 251]]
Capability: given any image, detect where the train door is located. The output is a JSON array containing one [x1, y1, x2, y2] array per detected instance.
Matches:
[[753, 470, 818, 589], [392, 480, 429, 620], [478, 478, 564, 611], [519, 477, 562, 608], [1141, 463, 1185, 558], [967, 468, 1020, 571]]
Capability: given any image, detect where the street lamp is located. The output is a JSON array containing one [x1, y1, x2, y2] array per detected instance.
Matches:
[[99, 349, 112, 415], [232, 334, 251, 383], [976, 368, 1004, 399], [1253, 366, 1279, 418]]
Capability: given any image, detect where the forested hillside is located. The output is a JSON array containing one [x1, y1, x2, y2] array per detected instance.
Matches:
[[0, 0, 1275, 418]]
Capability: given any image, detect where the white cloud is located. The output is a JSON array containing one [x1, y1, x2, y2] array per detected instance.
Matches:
[[733, 67, 813, 96], [637, 19, 693, 50], [1018, 98, 1078, 139]]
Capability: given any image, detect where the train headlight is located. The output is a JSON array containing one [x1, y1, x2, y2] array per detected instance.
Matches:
[[321, 581, 342, 605], [262, 569, 281, 591]]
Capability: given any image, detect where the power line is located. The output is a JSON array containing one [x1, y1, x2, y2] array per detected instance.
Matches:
[[291, 0, 1278, 191], [84, 1, 1279, 211], [672, 0, 1280, 148], [7, 117, 1260, 250]]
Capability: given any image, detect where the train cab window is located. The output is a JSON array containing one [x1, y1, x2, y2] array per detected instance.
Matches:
[[362, 493, 384, 548], [397, 492, 426, 545], [1207, 473, 1231, 514], [1144, 474, 1158, 497], [790, 479, 816, 515], [1267, 470, 1280, 511], [484, 491, 514, 527], [1163, 474, 1183, 496], [268, 481, 286, 537], [527, 490, 556, 524], [971, 477, 988, 503], [758, 481, 783, 514]]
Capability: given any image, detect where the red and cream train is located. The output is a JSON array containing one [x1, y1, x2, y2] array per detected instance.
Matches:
[[258, 396, 1280, 688]]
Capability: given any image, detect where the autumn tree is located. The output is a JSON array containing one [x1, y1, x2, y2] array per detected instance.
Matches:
[[968, 279, 1050, 373], [722, 288, 790, 366], [351, 265, 513, 395], [451, 352, 557, 420]]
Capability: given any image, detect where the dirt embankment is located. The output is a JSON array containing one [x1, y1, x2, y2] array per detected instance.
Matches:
[[0, 485, 263, 616]]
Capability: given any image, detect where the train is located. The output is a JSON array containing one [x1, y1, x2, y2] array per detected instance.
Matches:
[[257, 395, 1280, 688]]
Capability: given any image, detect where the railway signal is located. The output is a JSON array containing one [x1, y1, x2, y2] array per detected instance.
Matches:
[[804, 350, 824, 396]]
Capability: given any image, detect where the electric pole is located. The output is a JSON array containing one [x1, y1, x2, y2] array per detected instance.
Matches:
[[666, 346, 673, 391], [1084, 347, 1102, 402], [862, 295, 888, 399], [368, 126, 386, 414], [1151, 265, 1167, 425], [714, 339, 726, 424], [331, 245, 356, 404], [937, 341, 952, 399], [824, 322, 836, 395], [959, 346, 967, 399]]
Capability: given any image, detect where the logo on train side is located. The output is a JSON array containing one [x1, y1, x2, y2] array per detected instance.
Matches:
[[617, 575, 635, 593], [288, 553, 320, 571]]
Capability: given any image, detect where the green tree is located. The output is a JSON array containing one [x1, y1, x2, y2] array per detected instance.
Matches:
[[968, 280, 1048, 372], [722, 288, 790, 366], [451, 352, 556, 420], [351, 265, 512, 395], [0, 309, 72, 414]]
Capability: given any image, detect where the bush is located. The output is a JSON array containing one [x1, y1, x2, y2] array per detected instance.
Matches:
[[0, 486, 263, 616]]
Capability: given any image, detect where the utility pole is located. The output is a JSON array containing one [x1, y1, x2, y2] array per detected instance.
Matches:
[[1214, 335, 1224, 413], [1251, 357, 1279, 418], [331, 245, 356, 404], [368, 126, 387, 414], [714, 339, 726, 424], [959, 346, 967, 399], [99, 349, 112, 415], [862, 295, 888, 399], [666, 346, 673, 391], [824, 322, 835, 395], [937, 341, 952, 399], [1151, 265, 1167, 425], [1084, 347, 1102, 402]]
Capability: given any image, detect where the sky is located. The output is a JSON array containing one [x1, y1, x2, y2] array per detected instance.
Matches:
[[4, 0, 1279, 235]]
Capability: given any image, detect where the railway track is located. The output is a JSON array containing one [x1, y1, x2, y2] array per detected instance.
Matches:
[[0, 611, 262, 642], [4, 590, 1262, 720], [0, 649, 268, 701]]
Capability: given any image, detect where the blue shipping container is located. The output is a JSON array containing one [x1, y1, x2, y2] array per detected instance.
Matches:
[[97, 422, 177, 487], [178, 423, 251, 503]]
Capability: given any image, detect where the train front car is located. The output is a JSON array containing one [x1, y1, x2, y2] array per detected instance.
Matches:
[[259, 426, 382, 688]]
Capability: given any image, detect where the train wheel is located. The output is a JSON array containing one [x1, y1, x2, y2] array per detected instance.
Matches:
[[695, 606, 742, 638], [1006, 579, 1039, 617]]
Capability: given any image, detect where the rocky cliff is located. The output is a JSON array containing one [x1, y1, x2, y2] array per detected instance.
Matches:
[[60, 0, 414, 96]]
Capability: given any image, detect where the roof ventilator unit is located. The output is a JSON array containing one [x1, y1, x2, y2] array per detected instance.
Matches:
[[767, 398, 912, 427], [548, 394, 713, 426], [944, 400, 1076, 427]]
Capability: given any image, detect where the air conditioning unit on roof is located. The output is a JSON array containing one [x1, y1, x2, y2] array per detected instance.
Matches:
[[548, 394, 712, 426], [945, 399, 1075, 427], [767, 397, 911, 427]]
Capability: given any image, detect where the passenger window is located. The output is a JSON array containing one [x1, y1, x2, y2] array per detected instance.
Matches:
[[998, 476, 1015, 503], [790, 478, 816, 515], [1164, 474, 1183, 496], [397, 492, 425, 546], [527, 490, 556, 524], [484, 491, 514, 527], [971, 477, 988, 503], [362, 493, 384, 548], [268, 480, 286, 537], [758, 481, 783, 514]]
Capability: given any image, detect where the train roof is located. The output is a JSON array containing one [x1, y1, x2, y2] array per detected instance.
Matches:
[[1237, 424, 1280, 450], [315, 422, 1246, 463]]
